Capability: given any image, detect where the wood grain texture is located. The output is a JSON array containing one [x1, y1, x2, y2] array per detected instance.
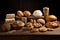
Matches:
[[0, 21, 60, 35]]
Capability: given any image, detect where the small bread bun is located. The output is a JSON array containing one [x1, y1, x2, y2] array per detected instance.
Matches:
[[17, 10, 24, 17], [24, 11, 31, 17], [46, 22, 59, 28], [46, 15, 57, 22]]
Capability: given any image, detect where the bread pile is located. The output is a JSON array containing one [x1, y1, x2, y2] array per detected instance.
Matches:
[[1, 7, 59, 32]]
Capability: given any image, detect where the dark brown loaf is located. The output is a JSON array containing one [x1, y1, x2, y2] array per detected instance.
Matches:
[[1, 22, 11, 32]]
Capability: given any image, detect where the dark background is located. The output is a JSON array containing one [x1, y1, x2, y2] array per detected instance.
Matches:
[[0, 0, 60, 21]]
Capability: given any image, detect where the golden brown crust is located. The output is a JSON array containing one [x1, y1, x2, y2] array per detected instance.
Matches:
[[24, 11, 31, 17], [17, 11, 24, 17], [46, 22, 59, 28], [46, 15, 57, 22]]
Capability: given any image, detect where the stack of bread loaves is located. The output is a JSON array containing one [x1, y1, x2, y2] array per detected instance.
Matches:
[[5, 14, 15, 24]]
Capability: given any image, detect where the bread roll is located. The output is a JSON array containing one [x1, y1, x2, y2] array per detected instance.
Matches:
[[46, 15, 57, 22], [24, 11, 31, 17], [37, 19, 45, 24], [17, 11, 24, 17]]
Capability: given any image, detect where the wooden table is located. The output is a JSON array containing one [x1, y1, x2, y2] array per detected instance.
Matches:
[[0, 21, 60, 35], [0, 21, 60, 40]]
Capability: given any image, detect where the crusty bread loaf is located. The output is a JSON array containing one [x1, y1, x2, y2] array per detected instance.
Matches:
[[46, 15, 57, 22], [24, 11, 31, 17], [17, 11, 24, 17]]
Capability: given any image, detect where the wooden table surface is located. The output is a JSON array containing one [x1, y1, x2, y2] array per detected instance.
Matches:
[[0, 21, 60, 35]]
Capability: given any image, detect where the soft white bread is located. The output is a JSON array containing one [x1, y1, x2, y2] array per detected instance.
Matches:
[[33, 10, 43, 17]]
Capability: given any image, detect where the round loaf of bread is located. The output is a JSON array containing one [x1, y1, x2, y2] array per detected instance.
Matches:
[[33, 10, 43, 17]]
